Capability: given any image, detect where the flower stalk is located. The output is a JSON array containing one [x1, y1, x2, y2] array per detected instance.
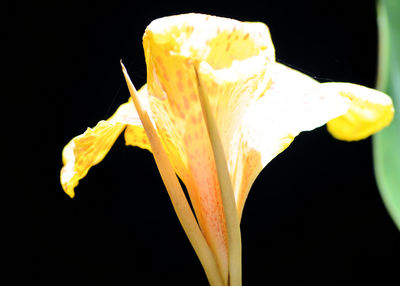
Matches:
[[121, 61, 225, 286], [194, 65, 242, 286]]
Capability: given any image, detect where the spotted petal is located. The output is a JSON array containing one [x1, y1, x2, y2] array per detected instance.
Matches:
[[142, 13, 275, 282]]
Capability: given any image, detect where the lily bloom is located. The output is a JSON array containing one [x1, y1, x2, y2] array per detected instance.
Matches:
[[60, 13, 394, 286]]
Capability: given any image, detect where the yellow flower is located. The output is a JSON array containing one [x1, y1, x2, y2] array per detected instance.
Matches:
[[60, 13, 394, 286]]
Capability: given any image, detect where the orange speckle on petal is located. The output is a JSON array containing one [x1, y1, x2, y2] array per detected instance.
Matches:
[[177, 81, 184, 92], [190, 114, 198, 125], [197, 112, 203, 124], [190, 91, 197, 101], [156, 56, 163, 66], [187, 79, 194, 89], [163, 72, 169, 81], [176, 69, 183, 80], [243, 33, 249, 40], [183, 96, 190, 110]]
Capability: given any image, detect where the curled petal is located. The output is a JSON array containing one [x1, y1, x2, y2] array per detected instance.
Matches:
[[61, 120, 125, 198], [60, 89, 149, 198], [325, 82, 394, 141]]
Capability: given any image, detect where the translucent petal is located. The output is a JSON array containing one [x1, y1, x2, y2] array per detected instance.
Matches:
[[231, 63, 393, 217]]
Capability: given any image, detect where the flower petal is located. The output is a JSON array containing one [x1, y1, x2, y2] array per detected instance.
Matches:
[[143, 14, 275, 281], [144, 19, 228, 280], [325, 82, 394, 141], [232, 63, 393, 217], [61, 121, 124, 198], [60, 88, 150, 198], [124, 124, 151, 151]]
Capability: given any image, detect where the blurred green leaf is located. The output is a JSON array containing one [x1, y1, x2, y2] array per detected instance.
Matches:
[[374, 0, 400, 230]]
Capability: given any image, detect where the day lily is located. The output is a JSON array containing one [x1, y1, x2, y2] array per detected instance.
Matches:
[[60, 14, 394, 286]]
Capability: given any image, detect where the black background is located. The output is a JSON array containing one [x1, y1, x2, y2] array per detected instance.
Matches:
[[11, 0, 399, 285]]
